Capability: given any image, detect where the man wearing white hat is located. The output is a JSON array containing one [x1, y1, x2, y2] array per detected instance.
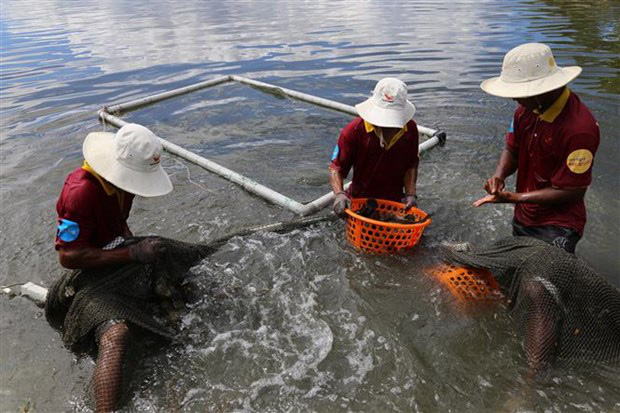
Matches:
[[329, 77, 420, 217], [54, 123, 173, 411], [56, 123, 172, 267], [475, 43, 600, 253]]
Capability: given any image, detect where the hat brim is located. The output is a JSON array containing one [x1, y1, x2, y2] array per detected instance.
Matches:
[[480, 66, 581, 98], [83, 132, 173, 197], [355, 99, 416, 128]]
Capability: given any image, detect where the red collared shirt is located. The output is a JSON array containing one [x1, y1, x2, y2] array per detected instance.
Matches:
[[506, 88, 599, 235], [55, 167, 134, 250], [329, 117, 419, 201]]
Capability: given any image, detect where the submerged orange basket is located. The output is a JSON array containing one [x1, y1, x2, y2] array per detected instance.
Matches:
[[344, 198, 431, 254], [430, 264, 503, 304]]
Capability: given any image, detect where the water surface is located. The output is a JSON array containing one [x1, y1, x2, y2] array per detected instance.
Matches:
[[1, 0, 619, 411]]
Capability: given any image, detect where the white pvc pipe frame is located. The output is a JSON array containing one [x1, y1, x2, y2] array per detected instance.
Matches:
[[99, 75, 446, 216]]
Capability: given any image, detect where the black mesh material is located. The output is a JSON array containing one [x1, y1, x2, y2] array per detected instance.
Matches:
[[45, 236, 215, 356], [443, 236, 620, 370], [93, 322, 129, 412]]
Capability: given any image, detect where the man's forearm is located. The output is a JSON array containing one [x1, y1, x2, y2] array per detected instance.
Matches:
[[494, 148, 518, 180], [474, 186, 587, 207], [513, 187, 587, 205], [329, 167, 345, 194], [404, 167, 418, 195], [58, 246, 133, 269]]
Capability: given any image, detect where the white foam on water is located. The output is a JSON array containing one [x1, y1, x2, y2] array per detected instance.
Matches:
[[173, 231, 347, 409]]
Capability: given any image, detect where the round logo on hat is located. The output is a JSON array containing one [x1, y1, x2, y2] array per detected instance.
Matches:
[[382, 93, 395, 103]]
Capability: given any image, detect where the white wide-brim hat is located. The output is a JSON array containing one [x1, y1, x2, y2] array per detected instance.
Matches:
[[355, 77, 416, 128], [83, 123, 173, 197], [481, 42, 581, 98]]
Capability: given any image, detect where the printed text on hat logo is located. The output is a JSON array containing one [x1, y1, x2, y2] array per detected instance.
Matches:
[[382, 93, 394, 103]]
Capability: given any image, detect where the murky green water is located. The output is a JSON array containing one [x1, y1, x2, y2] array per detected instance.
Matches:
[[1, 0, 619, 411]]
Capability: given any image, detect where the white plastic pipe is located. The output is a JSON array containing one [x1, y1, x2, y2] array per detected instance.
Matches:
[[106, 75, 232, 114], [104, 75, 438, 138], [98, 75, 446, 215], [21, 282, 48, 303], [231, 76, 438, 137], [99, 110, 443, 216], [100, 111, 312, 214]]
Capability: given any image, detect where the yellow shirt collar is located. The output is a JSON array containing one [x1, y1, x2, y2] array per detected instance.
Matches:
[[363, 120, 408, 150], [537, 87, 570, 123], [82, 160, 118, 196]]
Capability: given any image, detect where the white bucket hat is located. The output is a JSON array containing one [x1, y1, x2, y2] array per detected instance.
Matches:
[[355, 78, 416, 128], [481, 43, 581, 98], [83, 123, 173, 197]]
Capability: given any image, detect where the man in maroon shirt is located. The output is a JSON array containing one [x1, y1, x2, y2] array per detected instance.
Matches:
[[475, 43, 599, 253], [56, 123, 172, 266], [329, 78, 420, 217], [54, 123, 172, 412]]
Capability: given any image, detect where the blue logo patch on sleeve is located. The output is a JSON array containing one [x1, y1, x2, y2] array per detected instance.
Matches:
[[331, 145, 339, 161], [57, 219, 80, 242], [508, 119, 514, 133]]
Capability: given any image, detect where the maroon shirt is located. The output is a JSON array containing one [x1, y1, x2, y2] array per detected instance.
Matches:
[[330, 117, 419, 201], [55, 167, 134, 250], [506, 90, 599, 235]]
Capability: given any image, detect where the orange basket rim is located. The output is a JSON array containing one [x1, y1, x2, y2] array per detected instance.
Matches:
[[344, 198, 432, 229]]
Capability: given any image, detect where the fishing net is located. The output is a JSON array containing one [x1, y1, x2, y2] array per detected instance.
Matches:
[[442, 236, 620, 370], [45, 216, 335, 355], [93, 322, 129, 412], [45, 236, 215, 356], [43, 217, 336, 410]]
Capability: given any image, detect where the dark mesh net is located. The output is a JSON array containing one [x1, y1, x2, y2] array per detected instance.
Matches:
[[45, 236, 215, 356], [93, 322, 129, 412], [443, 236, 620, 370], [44, 219, 332, 411]]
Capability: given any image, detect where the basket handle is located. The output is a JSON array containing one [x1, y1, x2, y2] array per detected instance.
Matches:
[[410, 210, 434, 224]]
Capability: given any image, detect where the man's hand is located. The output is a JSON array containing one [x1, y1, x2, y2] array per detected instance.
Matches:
[[333, 192, 351, 219], [401, 194, 418, 210], [484, 176, 505, 195], [128, 238, 166, 263], [473, 191, 515, 207]]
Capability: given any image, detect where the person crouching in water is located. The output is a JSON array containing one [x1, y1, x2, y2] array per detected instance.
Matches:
[[46, 124, 209, 412], [329, 78, 420, 217]]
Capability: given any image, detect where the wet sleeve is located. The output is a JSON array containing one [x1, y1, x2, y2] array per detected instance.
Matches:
[[55, 184, 98, 250], [551, 132, 599, 189], [329, 125, 356, 179]]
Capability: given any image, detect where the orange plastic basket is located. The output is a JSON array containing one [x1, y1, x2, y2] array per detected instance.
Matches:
[[430, 264, 503, 304], [344, 198, 431, 254]]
